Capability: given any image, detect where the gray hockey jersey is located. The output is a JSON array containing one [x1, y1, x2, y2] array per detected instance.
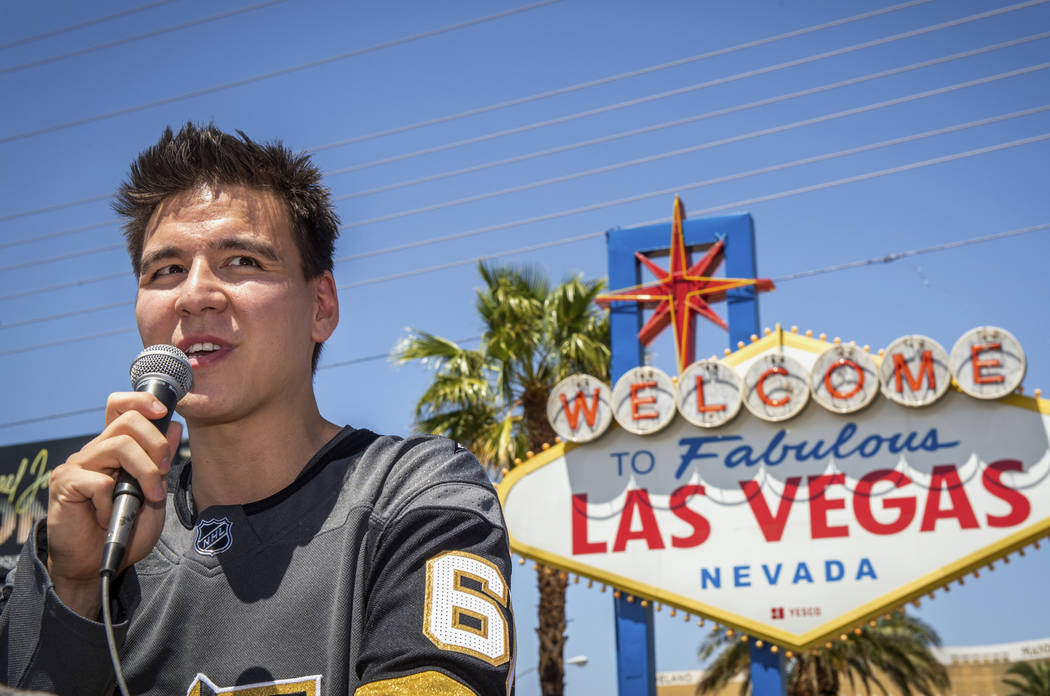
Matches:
[[1, 428, 516, 695]]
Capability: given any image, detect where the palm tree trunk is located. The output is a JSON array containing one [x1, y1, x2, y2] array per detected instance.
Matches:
[[537, 566, 568, 696], [524, 392, 566, 696]]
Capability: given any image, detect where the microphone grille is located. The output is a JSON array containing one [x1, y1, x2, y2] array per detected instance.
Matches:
[[130, 344, 194, 399]]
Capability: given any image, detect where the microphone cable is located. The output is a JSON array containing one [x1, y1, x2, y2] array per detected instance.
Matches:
[[102, 573, 133, 696]]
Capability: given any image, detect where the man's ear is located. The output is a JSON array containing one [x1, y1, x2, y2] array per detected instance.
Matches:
[[311, 271, 339, 343]]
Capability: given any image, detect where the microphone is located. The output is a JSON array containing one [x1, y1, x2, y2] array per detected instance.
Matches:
[[100, 345, 194, 577]]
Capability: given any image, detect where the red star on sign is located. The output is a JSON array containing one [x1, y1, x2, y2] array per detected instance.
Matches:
[[596, 196, 775, 373]]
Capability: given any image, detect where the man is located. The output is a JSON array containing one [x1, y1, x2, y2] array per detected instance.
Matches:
[[0, 124, 516, 695]]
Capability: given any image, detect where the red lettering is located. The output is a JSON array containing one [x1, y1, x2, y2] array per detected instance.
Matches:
[[982, 459, 1030, 527], [756, 367, 790, 407], [740, 477, 800, 542], [612, 489, 665, 552], [854, 469, 915, 535], [808, 474, 849, 539], [571, 493, 607, 555], [630, 381, 659, 421], [694, 376, 726, 413], [824, 358, 864, 400], [920, 465, 979, 531], [972, 343, 1005, 384], [559, 389, 601, 430], [669, 485, 710, 548], [893, 350, 936, 393]]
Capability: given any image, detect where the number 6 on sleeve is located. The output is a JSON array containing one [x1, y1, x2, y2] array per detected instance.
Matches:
[[423, 551, 511, 666]]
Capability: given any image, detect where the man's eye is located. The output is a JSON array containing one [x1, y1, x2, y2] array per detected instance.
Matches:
[[153, 264, 185, 277], [228, 255, 260, 268]]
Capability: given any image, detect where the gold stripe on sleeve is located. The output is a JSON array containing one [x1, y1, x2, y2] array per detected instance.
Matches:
[[354, 670, 479, 696]]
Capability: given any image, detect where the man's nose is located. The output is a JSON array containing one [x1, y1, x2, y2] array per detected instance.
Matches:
[[174, 259, 227, 315]]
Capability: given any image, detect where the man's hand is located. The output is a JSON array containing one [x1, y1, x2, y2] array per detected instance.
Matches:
[[45, 392, 182, 619]]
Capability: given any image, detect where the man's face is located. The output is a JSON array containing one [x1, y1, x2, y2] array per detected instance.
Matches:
[[135, 185, 338, 425]]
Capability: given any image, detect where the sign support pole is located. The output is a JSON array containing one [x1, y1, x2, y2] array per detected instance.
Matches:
[[606, 212, 785, 696]]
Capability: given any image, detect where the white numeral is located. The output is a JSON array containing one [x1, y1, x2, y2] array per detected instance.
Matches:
[[423, 551, 510, 666]]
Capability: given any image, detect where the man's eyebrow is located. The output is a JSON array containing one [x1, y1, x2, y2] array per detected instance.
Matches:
[[214, 237, 281, 262], [139, 238, 282, 273], [139, 245, 181, 273]]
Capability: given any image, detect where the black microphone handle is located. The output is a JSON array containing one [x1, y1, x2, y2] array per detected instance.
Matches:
[[100, 379, 179, 577]]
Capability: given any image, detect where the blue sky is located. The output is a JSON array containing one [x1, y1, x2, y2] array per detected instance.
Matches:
[[2, 1, 1049, 693]]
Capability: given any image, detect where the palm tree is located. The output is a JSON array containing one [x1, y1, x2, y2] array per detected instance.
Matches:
[[395, 262, 610, 696], [696, 612, 949, 696], [1003, 660, 1050, 696]]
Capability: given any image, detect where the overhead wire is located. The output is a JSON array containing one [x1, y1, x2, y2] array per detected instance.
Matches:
[[304, 0, 937, 154], [338, 65, 1050, 232], [0, 0, 563, 145], [320, 0, 1050, 178], [0, 0, 932, 224], [0, 0, 178, 52], [0, 0, 1005, 221], [334, 132, 1050, 289], [328, 30, 1050, 203], [6, 100, 1050, 324], [770, 224, 1050, 282], [0, 0, 290, 76], [10, 95, 1049, 325], [333, 105, 1050, 262], [9, 28, 1049, 258]]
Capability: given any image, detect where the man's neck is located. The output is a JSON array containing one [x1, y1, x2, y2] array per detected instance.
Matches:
[[184, 398, 343, 511]]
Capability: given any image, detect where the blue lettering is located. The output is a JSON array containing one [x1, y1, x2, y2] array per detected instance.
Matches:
[[857, 558, 877, 580], [631, 450, 655, 475], [707, 424, 959, 470], [701, 568, 721, 589], [762, 563, 782, 585], [758, 430, 789, 466], [792, 562, 814, 584], [825, 560, 845, 582], [734, 565, 751, 587], [921, 429, 959, 452], [858, 435, 882, 457], [611, 452, 629, 477], [829, 423, 860, 459], [725, 444, 756, 469], [677, 436, 741, 478]]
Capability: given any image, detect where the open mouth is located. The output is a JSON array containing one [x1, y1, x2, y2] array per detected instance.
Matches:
[[185, 342, 222, 358]]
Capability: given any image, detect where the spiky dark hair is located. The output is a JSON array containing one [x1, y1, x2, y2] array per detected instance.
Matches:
[[114, 122, 340, 371]]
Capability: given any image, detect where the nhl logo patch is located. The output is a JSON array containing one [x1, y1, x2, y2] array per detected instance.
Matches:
[[194, 517, 233, 556]]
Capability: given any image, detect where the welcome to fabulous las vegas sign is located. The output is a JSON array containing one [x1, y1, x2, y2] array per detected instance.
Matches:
[[498, 325, 1049, 651]]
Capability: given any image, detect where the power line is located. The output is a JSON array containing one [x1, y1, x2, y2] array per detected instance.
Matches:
[[305, 0, 936, 154], [338, 68, 1050, 232], [336, 133, 1050, 289], [0, 0, 289, 76], [329, 30, 1050, 202], [332, 105, 1050, 264], [0, 0, 933, 223], [0, 0, 562, 145], [0, 196, 112, 226], [0, 326, 137, 357], [771, 224, 1050, 282], [7, 104, 1049, 323], [10, 29, 1047, 262], [0, 218, 120, 252], [321, 0, 1050, 177], [0, 0, 178, 52], [0, 243, 124, 273], [0, 271, 129, 303]]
